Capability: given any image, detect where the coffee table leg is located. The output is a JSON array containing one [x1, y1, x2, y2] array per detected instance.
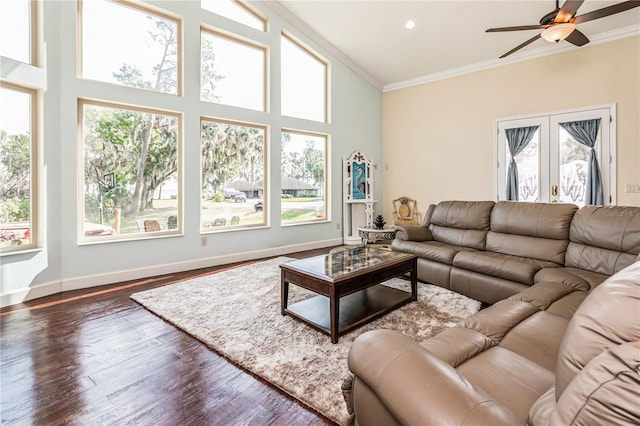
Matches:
[[281, 272, 289, 316], [410, 261, 418, 301], [330, 288, 339, 344]]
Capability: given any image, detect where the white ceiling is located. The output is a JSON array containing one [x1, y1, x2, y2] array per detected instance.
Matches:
[[273, 1, 640, 90]]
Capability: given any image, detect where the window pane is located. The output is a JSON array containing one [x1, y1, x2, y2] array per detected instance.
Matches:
[[201, 31, 265, 111], [0, 0, 31, 63], [558, 127, 597, 207], [0, 86, 33, 250], [281, 131, 327, 224], [82, 0, 179, 95], [201, 120, 266, 230], [201, 0, 265, 31], [505, 130, 540, 202], [82, 102, 180, 240], [281, 35, 327, 122]]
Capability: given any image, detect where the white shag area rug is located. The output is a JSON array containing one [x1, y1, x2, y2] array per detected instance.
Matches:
[[130, 257, 481, 425]]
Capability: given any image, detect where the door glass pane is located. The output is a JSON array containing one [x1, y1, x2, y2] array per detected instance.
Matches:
[[558, 127, 598, 207], [505, 129, 539, 202]]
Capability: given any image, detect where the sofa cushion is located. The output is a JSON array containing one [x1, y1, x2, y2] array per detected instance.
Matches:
[[486, 232, 569, 265], [428, 201, 494, 250], [534, 266, 607, 291], [420, 327, 493, 368], [567, 205, 640, 275], [430, 200, 494, 230], [391, 240, 461, 265], [528, 386, 555, 426], [453, 251, 559, 285], [498, 311, 570, 371], [565, 243, 637, 276], [457, 346, 554, 423], [555, 261, 640, 399], [486, 202, 577, 265], [490, 201, 577, 240], [552, 342, 640, 425]]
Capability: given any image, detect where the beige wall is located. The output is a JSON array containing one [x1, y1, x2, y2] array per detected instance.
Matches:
[[382, 36, 640, 220]]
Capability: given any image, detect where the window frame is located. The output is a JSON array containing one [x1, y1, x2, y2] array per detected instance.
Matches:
[[280, 128, 330, 227], [281, 31, 330, 123], [0, 81, 39, 254], [199, 116, 269, 233], [77, 0, 183, 96], [200, 25, 269, 112], [77, 98, 184, 244]]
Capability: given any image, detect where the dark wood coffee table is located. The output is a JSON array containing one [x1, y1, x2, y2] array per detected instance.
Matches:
[[280, 247, 417, 343]]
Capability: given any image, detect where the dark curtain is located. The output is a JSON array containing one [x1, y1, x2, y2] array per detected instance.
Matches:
[[505, 126, 538, 201], [560, 119, 603, 205]]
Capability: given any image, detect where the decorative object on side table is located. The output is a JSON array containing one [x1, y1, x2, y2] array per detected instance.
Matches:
[[373, 214, 386, 229]]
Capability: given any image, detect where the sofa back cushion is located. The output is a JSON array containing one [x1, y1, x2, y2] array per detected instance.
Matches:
[[566, 205, 640, 275], [554, 261, 640, 399], [486, 202, 578, 264], [428, 201, 494, 250]]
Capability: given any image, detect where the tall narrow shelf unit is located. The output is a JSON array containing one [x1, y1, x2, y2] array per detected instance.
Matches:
[[343, 151, 375, 245]]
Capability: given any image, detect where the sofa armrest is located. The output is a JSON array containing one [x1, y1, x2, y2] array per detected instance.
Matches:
[[394, 225, 433, 242], [348, 330, 521, 426]]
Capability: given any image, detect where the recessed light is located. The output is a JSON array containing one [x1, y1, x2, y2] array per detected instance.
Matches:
[[405, 19, 416, 30]]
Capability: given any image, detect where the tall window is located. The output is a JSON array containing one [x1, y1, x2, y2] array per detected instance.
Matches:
[[281, 33, 328, 123], [281, 130, 328, 225], [496, 105, 614, 207], [0, 83, 36, 253], [201, 0, 266, 32], [201, 119, 267, 231], [200, 28, 267, 111], [0, 0, 34, 64], [80, 0, 181, 95], [80, 100, 181, 241]]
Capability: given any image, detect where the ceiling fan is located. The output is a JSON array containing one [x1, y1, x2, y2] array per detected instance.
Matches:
[[486, 0, 640, 58]]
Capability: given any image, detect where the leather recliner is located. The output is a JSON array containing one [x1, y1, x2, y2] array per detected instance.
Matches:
[[344, 261, 640, 425]]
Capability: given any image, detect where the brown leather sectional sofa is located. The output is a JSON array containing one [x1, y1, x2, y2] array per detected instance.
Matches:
[[391, 200, 640, 304], [344, 201, 640, 425], [345, 261, 639, 425]]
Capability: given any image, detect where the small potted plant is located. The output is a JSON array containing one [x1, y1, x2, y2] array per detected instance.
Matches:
[[373, 214, 386, 230]]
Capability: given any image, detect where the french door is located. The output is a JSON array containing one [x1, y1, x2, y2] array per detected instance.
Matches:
[[496, 105, 615, 207]]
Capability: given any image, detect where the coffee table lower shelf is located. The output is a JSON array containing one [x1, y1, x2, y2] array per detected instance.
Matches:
[[284, 284, 413, 341]]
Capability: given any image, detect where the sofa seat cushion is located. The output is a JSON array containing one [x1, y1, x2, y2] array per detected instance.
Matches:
[[534, 267, 608, 291], [509, 280, 588, 319], [457, 346, 555, 423], [453, 251, 559, 285], [392, 240, 465, 265]]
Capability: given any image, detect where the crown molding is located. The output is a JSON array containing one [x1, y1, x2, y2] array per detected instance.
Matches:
[[384, 24, 640, 93]]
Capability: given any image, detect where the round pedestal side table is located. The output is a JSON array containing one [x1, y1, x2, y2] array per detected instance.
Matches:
[[358, 227, 397, 248]]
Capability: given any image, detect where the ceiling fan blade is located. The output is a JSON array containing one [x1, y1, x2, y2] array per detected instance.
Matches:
[[573, 1, 640, 24], [565, 28, 590, 46], [555, 0, 585, 22], [499, 34, 542, 58], [486, 24, 549, 33]]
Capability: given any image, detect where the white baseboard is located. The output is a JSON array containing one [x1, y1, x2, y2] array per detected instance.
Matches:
[[1, 238, 342, 308]]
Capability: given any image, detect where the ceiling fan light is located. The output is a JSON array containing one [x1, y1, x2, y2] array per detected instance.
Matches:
[[541, 23, 576, 42]]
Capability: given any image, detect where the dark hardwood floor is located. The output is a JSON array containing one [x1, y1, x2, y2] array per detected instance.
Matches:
[[1, 248, 337, 425]]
